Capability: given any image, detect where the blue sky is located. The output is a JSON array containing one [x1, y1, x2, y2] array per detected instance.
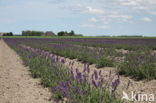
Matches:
[[0, 0, 156, 36]]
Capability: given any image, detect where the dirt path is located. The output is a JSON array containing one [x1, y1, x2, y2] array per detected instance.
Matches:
[[0, 39, 53, 103]]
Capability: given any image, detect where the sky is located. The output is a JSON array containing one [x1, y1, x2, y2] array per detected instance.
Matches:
[[0, 0, 156, 36]]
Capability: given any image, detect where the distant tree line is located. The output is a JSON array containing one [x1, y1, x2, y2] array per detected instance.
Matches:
[[22, 30, 44, 36], [57, 30, 83, 36], [116, 35, 143, 37], [21, 30, 83, 36], [57, 30, 75, 36], [3, 32, 13, 36]]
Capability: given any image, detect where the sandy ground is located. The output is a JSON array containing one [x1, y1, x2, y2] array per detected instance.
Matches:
[[0, 39, 53, 103]]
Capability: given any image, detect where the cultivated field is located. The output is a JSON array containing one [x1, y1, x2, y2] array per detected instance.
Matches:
[[1, 37, 156, 103]]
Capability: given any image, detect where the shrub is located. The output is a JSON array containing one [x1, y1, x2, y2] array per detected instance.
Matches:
[[96, 55, 114, 68], [118, 50, 156, 80]]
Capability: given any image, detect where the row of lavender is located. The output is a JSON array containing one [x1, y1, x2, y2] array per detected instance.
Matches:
[[4, 38, 123, 103], [28, 38, 156, 50], [4, 38, 156, 80], [6, 38, 123, 68], [24, 38, 156, 80]]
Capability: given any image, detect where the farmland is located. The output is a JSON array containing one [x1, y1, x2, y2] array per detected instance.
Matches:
[[4, 38, 156, 79], [1, 37, 156, 103]]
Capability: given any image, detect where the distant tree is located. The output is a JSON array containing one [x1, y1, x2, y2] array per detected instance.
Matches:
[[22, 31, 31, 36], [58, 30, 76, 36], [3, 32, 13, 36], [58, 31, 65, 36], [31, 31, 43, 36], [69, 30, 75, 36], [22, 30, 44, 36], [64, 31, 68, 36]]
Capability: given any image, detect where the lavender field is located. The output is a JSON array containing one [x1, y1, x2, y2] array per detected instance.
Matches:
[[3, 37, 156, 103], [1, 0, 156, 102]]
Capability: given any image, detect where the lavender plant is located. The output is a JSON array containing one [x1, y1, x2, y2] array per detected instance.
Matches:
[[118, 50, 156, 80], [4, 38, 123, 103]]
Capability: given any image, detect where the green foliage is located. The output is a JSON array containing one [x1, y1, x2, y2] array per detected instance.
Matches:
[[57, 30, 77, 36], [118, 50, 156, 80], [96, 55, 114, 68], [69, 30, 75, 36], [22, 30, 44, 36], [26, 43, 114, 67], [3, 32, 13, 36], [57, 31, 66, 36]]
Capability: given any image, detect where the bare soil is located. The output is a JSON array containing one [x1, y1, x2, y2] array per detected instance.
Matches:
[[0, 40, 53, 103]]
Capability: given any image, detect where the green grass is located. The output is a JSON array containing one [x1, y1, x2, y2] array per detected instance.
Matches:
[[96, 56, 114, 68]]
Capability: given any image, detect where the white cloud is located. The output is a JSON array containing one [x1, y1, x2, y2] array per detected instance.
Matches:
[[98, 14, 133, 24], [69, 5, 105, 15], [120, 0, 140, 6], [141, 17, 152, 22], [119, 0, 156, 14], [98, 25, 109, 30], [80, 24, 95, 28], [148, 0, 156, 5], [66, 0, 156, 28], [85, 6, 105, 14], [109, 15, 133, 20], [149, 11, 156, 15], [133, 6, 148, 10], [89, 17, 97, 22]]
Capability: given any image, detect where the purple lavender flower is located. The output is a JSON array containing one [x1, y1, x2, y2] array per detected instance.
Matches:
[[61, 59, 65, 64], [76, 72, 82, 80], [94, 70, 98, 80], [111, 76, 120, 93], [99, 70, 102, 76], [92, 80, 98, 87], [86, 64, 90, 73]]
